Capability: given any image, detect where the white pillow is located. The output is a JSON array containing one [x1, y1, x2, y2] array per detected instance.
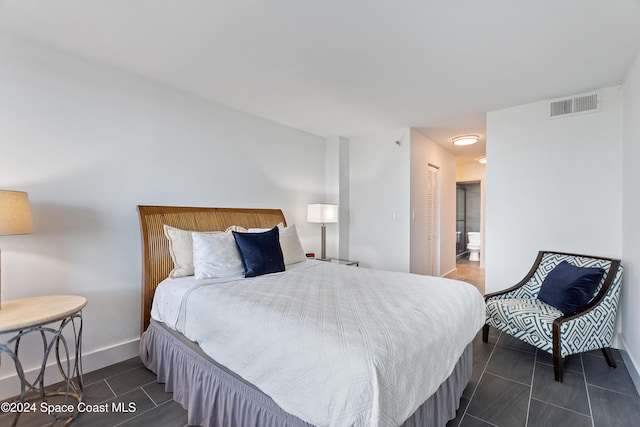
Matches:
[[279, 225, 307, 265], [164, 225, 222, 278], [248, 223, 285, 233], [192, 232, 245, 279], [225, 225, 248, 233], [248, 224, 306, 266]]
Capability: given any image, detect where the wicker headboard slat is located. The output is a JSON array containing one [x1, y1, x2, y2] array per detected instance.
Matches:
[[137, 206, 287, 333]]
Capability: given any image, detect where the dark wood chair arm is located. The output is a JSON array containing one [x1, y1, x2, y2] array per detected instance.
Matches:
[[484, 251, 545, 300]]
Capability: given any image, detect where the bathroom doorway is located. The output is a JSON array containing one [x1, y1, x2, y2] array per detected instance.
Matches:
[[456, 181, 481, 260], [449, 180, 485, 294], [456, 185, 466, 256]]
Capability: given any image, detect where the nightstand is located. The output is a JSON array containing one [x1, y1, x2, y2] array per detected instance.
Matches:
[[317, 258, 359, 267], [0, 295, 86, 424]]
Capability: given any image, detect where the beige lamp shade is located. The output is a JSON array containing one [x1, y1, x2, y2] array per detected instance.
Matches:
[[0, 190, 34, 235]]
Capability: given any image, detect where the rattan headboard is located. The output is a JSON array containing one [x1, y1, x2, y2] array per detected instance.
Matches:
[[137, 205, 287, 333]]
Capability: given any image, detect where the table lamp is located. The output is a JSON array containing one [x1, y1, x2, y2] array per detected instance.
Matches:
[[0, 190, 34, 309], [307, 204, 338, 260]]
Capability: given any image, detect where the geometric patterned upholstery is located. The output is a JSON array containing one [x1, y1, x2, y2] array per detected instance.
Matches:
[[484, 251, 623, 381], [486, 298, 563, 354]]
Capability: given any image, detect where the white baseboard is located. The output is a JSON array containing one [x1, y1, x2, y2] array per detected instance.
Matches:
[[442, 268, 457, 278], [0, 338, 140, 400], [618, 334, 640, 395]]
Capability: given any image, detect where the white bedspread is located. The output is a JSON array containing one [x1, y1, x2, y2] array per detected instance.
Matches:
[[152, 261, 485, 427]]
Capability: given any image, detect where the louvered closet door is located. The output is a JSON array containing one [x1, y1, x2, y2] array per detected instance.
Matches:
[[426, 164, 440, 276]]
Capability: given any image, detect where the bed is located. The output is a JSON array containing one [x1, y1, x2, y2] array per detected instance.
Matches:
[[137, 205, 485, 427]]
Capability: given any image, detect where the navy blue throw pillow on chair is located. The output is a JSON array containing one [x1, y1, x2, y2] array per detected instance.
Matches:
[[537, 261, 605, 314], [232, 226, 285, 277]]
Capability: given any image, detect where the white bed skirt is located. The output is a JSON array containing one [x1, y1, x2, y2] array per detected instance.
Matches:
[[140, 320, 473, 427]]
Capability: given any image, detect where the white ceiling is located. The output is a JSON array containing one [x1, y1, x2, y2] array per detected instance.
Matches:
[[1, 0, 639, 161]]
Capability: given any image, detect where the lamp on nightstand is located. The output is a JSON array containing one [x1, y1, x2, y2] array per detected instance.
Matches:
[[307, 204, 338, 260], [0, 190, 34, 309]]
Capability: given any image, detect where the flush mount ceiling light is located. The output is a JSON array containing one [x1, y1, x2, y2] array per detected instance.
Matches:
[[452, 135, 479, 146]]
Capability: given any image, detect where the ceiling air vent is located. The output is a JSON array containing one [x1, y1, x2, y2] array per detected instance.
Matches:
[[550, 99, 573, 117], [549, 91, 601, 119]]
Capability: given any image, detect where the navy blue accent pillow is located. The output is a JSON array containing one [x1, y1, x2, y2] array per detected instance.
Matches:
[[537, 261, 605, 314], [232, 227, 285, 278]]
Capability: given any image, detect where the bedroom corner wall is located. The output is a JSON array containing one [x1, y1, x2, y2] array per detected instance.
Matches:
[[621, 50, 640, 391], [0, 33, 326, 398], [485, 86, 623, 294], [409, 129, 457, 277], [349, 129, 411, 272], [485, 85, 624, 358], [324, 136, 349, 260], [347, 128, 456, 276]]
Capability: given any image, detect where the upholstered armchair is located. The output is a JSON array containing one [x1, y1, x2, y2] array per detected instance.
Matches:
[[483, 251, 623, 382]]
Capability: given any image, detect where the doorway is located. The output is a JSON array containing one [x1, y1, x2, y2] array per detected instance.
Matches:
[[447, 179, 485, 294], [456, 181, 481, 260], [456, 185, 466, 256]]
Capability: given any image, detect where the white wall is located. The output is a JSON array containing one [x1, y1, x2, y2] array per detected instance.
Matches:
[[348, 128, 456, 275], [349, 129, 411, 271], [0, 33, 326, 396], [456, 161, 486, 267], [410, 129, 457, 276], [621, 51, 640, 389], [324, 136, 349, 259], [338, 137, 351, 260], [486, 86, 623, 294]]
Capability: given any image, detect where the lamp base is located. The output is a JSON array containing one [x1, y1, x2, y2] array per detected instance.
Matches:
[[320, 224, 327, 260]]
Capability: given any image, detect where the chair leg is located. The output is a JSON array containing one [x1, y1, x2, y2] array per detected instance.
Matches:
[[553, 355, 564, 382], [601, 347, 617, 369], [482, 324, 489, 343]]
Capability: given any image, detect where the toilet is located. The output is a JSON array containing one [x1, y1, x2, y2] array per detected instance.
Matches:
[[467, 232, 481, 262]]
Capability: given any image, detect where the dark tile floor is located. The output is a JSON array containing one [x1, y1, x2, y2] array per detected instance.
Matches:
[[4, 328, 639, 426], [448, 330, 640, 427], [0, 357, 187, 427]]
